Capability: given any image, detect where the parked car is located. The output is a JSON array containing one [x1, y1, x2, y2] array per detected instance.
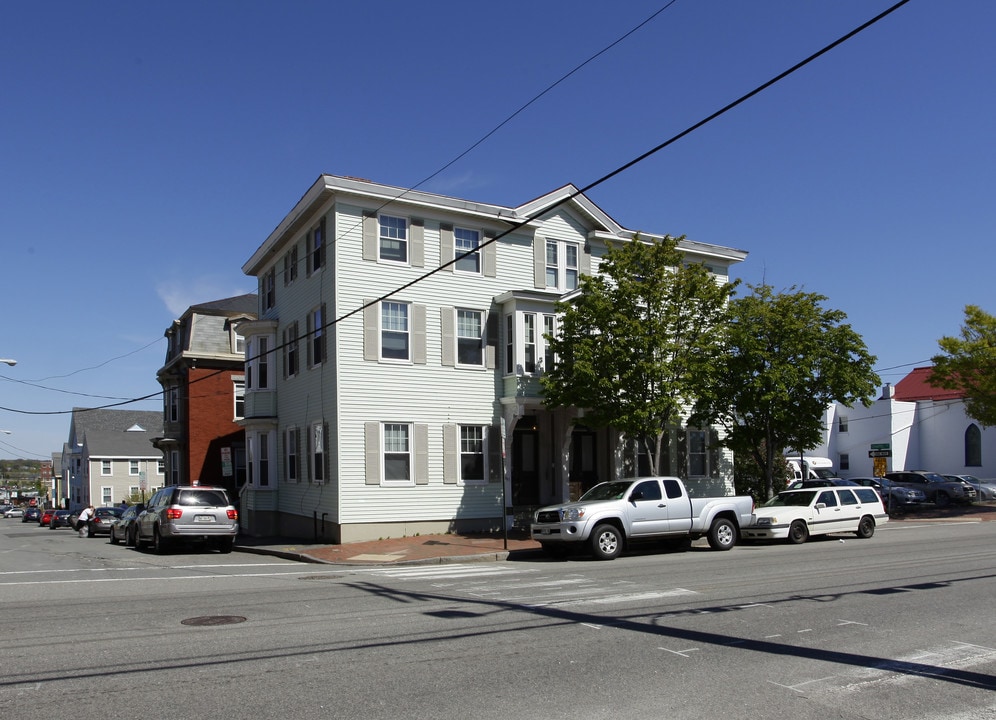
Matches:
[[884, 471, 976, 506], [22, 507, 40, 523], [135, 486, 238, 554], [787, 479, 859, 490], [743, 486, 888, 544], [853, 477, 927, 509], [945, 475, 996, 502], [39, 508, 55, 526], [109, 504, 144, 545], [82, 507, 124, 537], [49, 509, 72, 529], [4, 507, 25, 518]]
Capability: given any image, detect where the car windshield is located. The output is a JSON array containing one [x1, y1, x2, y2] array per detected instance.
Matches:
[[923, 473, 951, 483], [763, 491, 817, 507], [178, 490, 230, 507], [95, 508, 122, 518], [579, 481, 633, 502]]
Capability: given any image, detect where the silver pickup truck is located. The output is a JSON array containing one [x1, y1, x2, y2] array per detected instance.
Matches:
[[530, 476, 755, 560]]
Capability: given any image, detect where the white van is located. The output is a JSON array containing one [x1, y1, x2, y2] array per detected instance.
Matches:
[[785, 456, 838, 481]]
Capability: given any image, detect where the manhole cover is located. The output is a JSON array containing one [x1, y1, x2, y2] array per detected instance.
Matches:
[[181, 615, 247, 626]]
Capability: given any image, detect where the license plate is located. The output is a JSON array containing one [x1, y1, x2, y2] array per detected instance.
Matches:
[[194, 515, 216, 523]]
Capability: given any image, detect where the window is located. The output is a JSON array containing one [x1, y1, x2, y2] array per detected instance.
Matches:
[[130, 460, 139, 476], [632, 480, 663, 501], [309, 220, 325, 273], [523, 313, 536, 373], [130, 485, 140, 497], [156, 461, 164, 475], [261, 269, 275, 311], [233, 379, 245, 420], [258, 433, 270, 488], [688, 430, 707, 476], [454, 227, 480, 273], [310, 422, 326, 483], [543, 315, 556, 371], [546, 239, 580, 290], [839, 453, 849, 471], [285, 426, 298, 482], [283, 245, 298, 285], [838, 415, 849, 433], [383, 424, 412, 484], [838, 489, 859, 506], [170, 450, 180, 485], [382, 302, 410, 361], [283, 322, 299, 377], [966, 424, 982, 466], [379, 215, 408, 263], [168, 387, 179, 423], [102, 487, 112, 505], [101, 460, 112, 476], [460, 426, 486, 484], [505, 315, 514, 374], [309, 307, 325, 367], [817, 490, 838, 507], [457, 309, 484, 366]]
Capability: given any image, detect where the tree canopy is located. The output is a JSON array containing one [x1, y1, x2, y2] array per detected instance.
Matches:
[[541, 235, 734, 475], [690, 284, 879, 499], [930, 304, 996, 427]]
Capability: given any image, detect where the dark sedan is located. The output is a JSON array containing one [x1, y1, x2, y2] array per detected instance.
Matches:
[[85, 507, 124, 538], [22, 507, 40, 523], [109, 504, 144, 546], [49, 509, 72, 529]]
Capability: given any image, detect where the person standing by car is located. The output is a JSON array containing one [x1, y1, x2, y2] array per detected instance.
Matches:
[[76, 504, 94, 538]]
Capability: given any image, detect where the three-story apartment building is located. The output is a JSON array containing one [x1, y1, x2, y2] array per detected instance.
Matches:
[[238, 175, 747, 542]]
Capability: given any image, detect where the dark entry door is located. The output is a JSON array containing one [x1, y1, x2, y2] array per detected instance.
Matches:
[[570, 429, 599, 499], [511, 418, 539, 506]]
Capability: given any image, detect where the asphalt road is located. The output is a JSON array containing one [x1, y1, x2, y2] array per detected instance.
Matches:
[[1, 517, 994, 720]]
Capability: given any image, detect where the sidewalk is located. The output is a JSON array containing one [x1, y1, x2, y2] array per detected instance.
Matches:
[[234, 501, 996, 566]]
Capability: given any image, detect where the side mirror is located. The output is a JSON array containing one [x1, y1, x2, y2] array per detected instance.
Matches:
[[815, 502, 827, 510]]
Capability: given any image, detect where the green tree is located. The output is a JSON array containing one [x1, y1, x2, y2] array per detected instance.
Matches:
[[930, 305, 996, 426], [691, 284, 879, 499], [541, 235, 734, 475]]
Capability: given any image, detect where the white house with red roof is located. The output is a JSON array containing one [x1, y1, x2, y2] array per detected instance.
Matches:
[[812, 367, 994, 480]]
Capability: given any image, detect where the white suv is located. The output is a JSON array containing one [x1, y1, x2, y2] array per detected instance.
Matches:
[[743, 486, 888, 544], [135, 486, 238, 554]]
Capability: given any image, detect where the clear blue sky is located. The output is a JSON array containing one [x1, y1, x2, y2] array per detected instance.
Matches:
[[1, 0, 993, 460]]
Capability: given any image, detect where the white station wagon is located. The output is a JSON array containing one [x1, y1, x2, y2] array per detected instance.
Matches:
[[743, 486, 888, 544]]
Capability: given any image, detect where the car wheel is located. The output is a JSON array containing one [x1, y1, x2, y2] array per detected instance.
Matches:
[[934, 491, 950, 507], [788, 520, 809, 544], [707, 517, 738, 551], [127, 528, 137, 548], [109, 527, 119, 544], [855, 516, 876, 539], [87, 526, 95, 538], [217, 538, 234, 554], [153, 527, 169, 555], [589, 523, 623, 560]]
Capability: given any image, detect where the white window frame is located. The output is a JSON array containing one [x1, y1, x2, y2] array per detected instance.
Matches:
[[233, 378, 245, 420], [248, 335, 274, 389], [382, 423, 413, 486], [310, 308, 324, 367], [459, 425, 487, 486], [102, 486, 113, 505], [545, 239, 580, 291], [543, 314, 556, 372], [168, 387, 179, 423], [156, 460, 164, 475], [310, 422, 325, 484], [285, 426, 298, 482], [838, 415, 849, 433], [454, 227, 481, 274], [456, 309, 484, 367], [129, 485, 140, 498], [169, 450, 180, 485], [381, 301, 411, 362], [523, 313, 537, 373], [129, 460, 140, 476], [261, 268, 275, 311], [379, 214, 408, 264], [101, 460, 112, 476]]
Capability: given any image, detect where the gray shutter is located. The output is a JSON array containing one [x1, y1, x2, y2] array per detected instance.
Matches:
[[483, 231, 497, 277], [306, 312, 313, 368], [443, 424, 458, 484], [485, 312, 498, 370], [322, 422, 331, 484], [488, 425, 502, 483], [362, 210, 377, 261], [363, 300, 378, 361], [413, 303, 427, 365], [581, 239, 591, 276], [439, 223, 454, 272], [440, 307, 455, 367], [319, 216, 327, 269], [709, 428, 720, 479], [319, 303, 327, 366], [364, 422, 380, 485], [533, 231, 546, 288], [415, 423, 429, 485], [410, 218, 424, 268]]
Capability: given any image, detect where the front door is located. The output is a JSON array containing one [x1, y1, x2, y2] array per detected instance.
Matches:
[[511, 419, 539, 506], [570, 429, 599, 499]]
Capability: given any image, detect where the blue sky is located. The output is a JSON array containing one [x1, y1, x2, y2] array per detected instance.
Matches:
[[1, 0, 993, 460]]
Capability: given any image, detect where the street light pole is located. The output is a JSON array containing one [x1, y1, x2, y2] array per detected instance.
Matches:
[[0, 359, 16, 366]]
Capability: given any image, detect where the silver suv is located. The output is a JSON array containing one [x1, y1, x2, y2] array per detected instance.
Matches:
[[135, 486, 238, 554]]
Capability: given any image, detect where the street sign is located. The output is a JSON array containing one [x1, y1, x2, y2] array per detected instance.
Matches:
[[868, 450, 892, 458], [870, 443, 890, 450]]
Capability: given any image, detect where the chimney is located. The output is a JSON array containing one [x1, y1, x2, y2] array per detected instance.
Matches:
[[882, 383, 895, 399]]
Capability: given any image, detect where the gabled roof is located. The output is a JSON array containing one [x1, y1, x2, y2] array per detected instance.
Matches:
[[893, 367, 964, 402], [68, 408, 164, 453]]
